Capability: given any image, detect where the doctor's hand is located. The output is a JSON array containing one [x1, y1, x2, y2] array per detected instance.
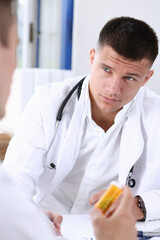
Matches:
[[45, 211, 63, 234], [89, 189, 106, 205], [89, 188, 145, 221], [90, 186, 137, 240]]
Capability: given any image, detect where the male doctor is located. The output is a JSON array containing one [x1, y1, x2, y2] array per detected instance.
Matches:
[[2, 16, 160, 222]]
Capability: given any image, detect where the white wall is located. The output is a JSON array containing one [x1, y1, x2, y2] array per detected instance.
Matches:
[[0, 69, 73, 135], [72, 0, 160, 93]]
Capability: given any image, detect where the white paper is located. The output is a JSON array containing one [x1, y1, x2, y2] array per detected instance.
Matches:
[[136, 220, 160, 232], [61, 215, 160, 240], [61, 215, 95, 240]]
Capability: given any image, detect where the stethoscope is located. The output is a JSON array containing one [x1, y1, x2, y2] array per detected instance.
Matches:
[[43, 76, 85, 170], [127, 166, 136, 188], [42, 75, 136, 188]]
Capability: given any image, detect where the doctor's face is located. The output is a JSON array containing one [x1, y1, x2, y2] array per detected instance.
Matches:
[[89, 45, 153, 116], [0, 21, 17, 119]]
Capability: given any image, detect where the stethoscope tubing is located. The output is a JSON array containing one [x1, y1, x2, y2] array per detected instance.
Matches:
[[43, 120, 59, 169], [56, 78, 85, 121], [43, 77, 85, 169]]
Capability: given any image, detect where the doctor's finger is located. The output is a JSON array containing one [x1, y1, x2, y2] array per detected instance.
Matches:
[[89, 189, 106, 205], [46, 211, 63, 230]]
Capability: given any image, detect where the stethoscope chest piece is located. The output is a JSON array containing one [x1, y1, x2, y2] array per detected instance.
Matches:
[[128, 178, 136, 188], [127, 166, 136, 188]]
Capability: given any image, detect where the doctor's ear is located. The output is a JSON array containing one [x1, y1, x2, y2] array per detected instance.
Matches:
[[143, 70, 154, 85], [90, 48, 96, 65]]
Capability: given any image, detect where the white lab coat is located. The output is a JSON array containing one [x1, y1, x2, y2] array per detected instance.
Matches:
[[2, 75, 160, 221]]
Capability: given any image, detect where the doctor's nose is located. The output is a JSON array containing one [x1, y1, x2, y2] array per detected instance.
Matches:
[[107, 76, 121, 94]]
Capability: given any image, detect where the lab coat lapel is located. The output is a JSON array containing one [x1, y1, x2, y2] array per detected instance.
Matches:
[[119, 106, 144, 184], [51, 82, 87, 187]]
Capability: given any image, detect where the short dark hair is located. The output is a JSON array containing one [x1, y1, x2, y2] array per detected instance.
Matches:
[[97, 16, 159, 64], [0, 0, 14, 47]]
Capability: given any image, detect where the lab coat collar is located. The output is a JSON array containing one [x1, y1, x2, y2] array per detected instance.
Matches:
[[114, 99, 135, 124], [50, 77, 89, 187], [84, 75, 91, 121], [119, 94, 144, 184]]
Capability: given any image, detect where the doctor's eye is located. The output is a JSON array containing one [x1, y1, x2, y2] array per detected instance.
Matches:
[[125, 76, 134, 81], [103, 67, 111, 73]]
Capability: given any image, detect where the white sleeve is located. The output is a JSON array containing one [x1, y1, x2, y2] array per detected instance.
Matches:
[[0, 169, 56, 240], [2, 91, 46, 199], [141, 190, 160, 221]]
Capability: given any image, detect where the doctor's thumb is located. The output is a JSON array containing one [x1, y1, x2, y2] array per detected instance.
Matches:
[[45, 211, 63, 230], [89, 189, 106, 205]]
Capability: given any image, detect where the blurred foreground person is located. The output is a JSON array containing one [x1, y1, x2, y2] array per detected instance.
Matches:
[[0, 1, 61, 239]]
